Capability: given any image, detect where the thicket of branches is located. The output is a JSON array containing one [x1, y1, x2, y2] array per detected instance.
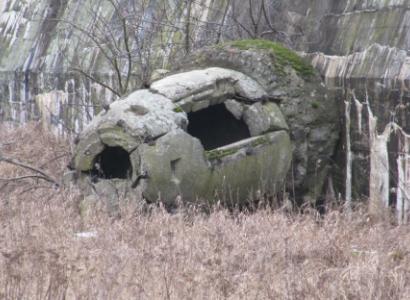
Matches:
[[56, 0, 299, 97]]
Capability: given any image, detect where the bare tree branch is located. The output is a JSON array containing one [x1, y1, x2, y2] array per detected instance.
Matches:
[[0, 175, 54, 183], [216, 0, 231, 44], [54, 19, 119, 74], [230, 1, 256, 38], [262, 0, 277, 35], [0, 155, 60, 187], [185, 0, 193, 53], [70, 67, 121, 97], [121, 15, 133, 94], [248, 0, 258, 36]]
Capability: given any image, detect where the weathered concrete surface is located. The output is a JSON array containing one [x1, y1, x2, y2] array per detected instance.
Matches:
[[205, 131, 292, 205], [71, 67, 292, 207], [178, 42, 340, 203], [151, 67, 267, 103], [243, 102, 289, 136], [305, 43, 410, 199], [73, 89, 187, 172], [286, 1, 410, 200]]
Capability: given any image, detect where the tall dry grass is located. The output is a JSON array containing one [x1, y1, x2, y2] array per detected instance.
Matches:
[[1, 123, 410, 299]]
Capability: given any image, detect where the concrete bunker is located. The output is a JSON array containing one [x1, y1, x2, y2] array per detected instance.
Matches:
[[187, 103, 251, 151], [70, 67, 292, 206]]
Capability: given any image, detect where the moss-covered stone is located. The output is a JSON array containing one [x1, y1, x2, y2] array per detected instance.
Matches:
[[229, 39, 315, 78], [311, 101, 320, 109], [206, 148, 239, 160], [251, 136, 269, 147], [173, 106, 184, 113]]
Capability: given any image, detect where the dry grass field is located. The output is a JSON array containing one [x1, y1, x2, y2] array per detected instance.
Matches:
[[1, 123, 410, 299]]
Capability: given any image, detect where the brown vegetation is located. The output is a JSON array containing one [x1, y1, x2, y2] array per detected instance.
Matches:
[[1, 123, 410, 299]]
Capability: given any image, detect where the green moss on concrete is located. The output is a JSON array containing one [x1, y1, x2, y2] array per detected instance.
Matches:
[[229, 39, 315, 78], [251, 136, 269, 147], [206, 136, 274, 161], [311, 101, 320, 109], [173, 106, 184, 113], [206, 148, 238, 160]]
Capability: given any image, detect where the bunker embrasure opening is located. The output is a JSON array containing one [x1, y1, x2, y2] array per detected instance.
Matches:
[[91, 146, 132, 179], [187, 103, 251, 151]]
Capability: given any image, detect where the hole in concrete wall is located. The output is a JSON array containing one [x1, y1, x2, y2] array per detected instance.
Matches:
[[170, 158, 181, 175], [91, 146, 132, 179], [187, 103, 251, 151]]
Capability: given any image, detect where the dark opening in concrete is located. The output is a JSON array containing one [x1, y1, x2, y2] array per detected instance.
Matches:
[[92, 146, 132, 179], [187, 103, 251, 150]]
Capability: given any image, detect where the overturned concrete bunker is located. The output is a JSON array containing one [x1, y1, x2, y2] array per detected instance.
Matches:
[[71, 67, 292, 206]]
